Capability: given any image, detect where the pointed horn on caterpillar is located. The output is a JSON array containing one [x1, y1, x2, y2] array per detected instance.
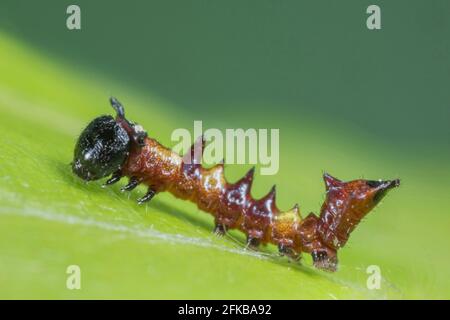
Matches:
[[110, 96, 126, 119], [182, 135, 206, 166], [291, 203, 301, 218], [232, 166, 255, 195], [259, 184, 278, 212], [110, 97, 147, 147], [323, 172, 342, 191]]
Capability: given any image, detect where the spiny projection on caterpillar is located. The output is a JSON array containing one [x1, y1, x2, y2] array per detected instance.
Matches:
[[72, 97, 400, 272]]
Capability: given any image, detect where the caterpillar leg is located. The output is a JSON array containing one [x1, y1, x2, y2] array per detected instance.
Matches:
[[311, 249, 338, 272], [246, 236, 260, 250], [121, 176, 140, 192], [278, 244, 301, 262], [137, 187, 156, 205], [102, 170, 122, 187], [213, 223, 227, 236]]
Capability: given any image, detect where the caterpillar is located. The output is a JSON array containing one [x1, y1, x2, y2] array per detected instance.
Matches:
[[72, 97, 400, 272]]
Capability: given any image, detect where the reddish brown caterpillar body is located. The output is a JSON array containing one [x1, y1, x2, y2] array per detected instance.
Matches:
[[72, 98, 400, 272]]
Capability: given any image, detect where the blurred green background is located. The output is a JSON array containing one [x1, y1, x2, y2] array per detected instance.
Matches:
[[0, 1, 449, 299]]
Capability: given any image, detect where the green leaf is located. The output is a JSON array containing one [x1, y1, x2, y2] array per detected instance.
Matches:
[[0, 32, 448, 299]]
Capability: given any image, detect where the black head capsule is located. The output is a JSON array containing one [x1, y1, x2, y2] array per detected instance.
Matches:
[[72, 115, 130, 181]]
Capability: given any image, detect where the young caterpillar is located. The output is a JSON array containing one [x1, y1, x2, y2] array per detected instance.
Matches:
[[72, 97, 400, 272]]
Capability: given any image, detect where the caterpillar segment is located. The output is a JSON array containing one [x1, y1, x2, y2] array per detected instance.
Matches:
[[72, 98, 400, 272]]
